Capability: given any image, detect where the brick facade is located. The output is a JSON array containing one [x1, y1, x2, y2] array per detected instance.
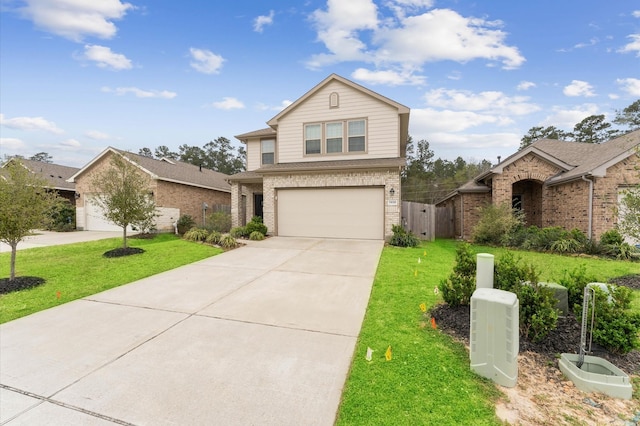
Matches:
[[74, 152, 230, 231], [231, 169, 400, 239]]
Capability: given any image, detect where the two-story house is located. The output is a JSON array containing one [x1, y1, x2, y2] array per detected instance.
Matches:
[[228, 74, 410, 240]]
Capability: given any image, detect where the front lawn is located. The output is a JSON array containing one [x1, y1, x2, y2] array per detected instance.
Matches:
[[336, 239, 639, 425], [0, 234, 222, 323]]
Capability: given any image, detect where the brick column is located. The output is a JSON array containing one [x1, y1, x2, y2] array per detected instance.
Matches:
[[230, 182, 243, 228]]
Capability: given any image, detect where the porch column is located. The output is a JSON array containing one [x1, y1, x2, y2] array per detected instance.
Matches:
[[230, 182, 243, 228]]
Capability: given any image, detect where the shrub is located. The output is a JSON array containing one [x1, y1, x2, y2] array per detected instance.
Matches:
[[601, 242, 638, 260], [600, 229, 624, 246], [206, 231, 222, 245], [44, 199, 76, 232], [249, 231, 265, 241], [472, 203, 523, 245], [207, 211, 232, 233], [494, 252, 537, 292], [389, 224, 420, 248], [513, 281, 558, 342], [220, 234, 238, 249], [591, 285, 640, 354], [176, 215, 195, 235], [183, 227, 208, 242], [558, 264, 597, 312], [440, 243, 476, 306], [230, 226, 248, 238], [550, 238, 583, 254], [245, 216, 268, 235]]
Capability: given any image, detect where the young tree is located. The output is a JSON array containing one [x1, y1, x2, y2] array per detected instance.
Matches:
[[617, 151, 640, 243], [0, 160, 57, 280], [90, 154, 157, 248]]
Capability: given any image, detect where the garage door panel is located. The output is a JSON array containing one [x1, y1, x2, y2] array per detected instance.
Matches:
[[85, 196, 133, 232], [277, 188, 384, 240]]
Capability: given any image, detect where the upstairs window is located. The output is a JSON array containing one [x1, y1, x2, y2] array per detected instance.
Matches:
[[305, 124, 322, 155], [325, 122, 343, 153], [261, 139, 275, 165], [348, 119, 366, 152]]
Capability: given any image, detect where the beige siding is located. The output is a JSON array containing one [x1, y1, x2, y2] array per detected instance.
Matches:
[[276, 80, 400, 163], [246, 139, 261, 171]]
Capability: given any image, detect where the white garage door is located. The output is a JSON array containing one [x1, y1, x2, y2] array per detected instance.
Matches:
[[85, 196, 132, 232], [277, 187, 384, 240]]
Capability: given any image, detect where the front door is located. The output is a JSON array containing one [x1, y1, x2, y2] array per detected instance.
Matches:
[[254, 194, 264, 219]]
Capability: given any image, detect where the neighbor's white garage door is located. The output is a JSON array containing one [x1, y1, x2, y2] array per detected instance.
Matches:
[[85, 196, 131, 232], [277, 187, 384, 240]]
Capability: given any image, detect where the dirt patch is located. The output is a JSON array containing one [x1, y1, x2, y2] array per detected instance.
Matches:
[[609, 274, 640, 290], [0, 276, 46, 294], [430, 303, 640, 425]]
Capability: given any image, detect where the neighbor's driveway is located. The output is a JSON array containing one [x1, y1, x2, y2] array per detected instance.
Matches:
[[0, 230, 124, 253], [0, 237, 383, 425]]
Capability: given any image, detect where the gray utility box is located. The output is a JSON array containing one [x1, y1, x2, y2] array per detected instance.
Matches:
[[470, 288, 519, 388]]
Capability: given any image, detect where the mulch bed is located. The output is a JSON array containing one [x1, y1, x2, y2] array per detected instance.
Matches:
[[0, 276, 46, 294], [103, 247, 145, 258], [430, 273, 640, 376]]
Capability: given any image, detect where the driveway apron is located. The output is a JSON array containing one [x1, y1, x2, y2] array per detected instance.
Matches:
[[0, 237, 383, 425]]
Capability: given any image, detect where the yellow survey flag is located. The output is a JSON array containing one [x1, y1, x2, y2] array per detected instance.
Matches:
[[419, 303, 426, 312], [385, 345, 392, 361]]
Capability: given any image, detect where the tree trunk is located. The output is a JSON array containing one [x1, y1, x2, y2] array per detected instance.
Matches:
[[10, 242, 17, 280], [122, 226, 128, 248]]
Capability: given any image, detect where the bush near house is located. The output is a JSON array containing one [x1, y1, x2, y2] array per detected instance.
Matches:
[[389, 224, 420, 247], [245, 216, 267, 235], [44, 199, 76, 232], [207, 211, 232, 233], [176, 214, 196, 235]]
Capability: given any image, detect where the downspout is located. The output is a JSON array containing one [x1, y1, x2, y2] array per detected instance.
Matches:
[[460, 193, 464, 240], [581, 176, 594, 240]]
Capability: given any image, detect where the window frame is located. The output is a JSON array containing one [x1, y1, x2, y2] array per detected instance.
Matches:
[[303, 118, 367, 157], [261, 138, 275, 165]]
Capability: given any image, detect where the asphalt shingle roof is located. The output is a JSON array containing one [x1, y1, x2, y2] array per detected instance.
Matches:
[[2, 158, 79, 190]]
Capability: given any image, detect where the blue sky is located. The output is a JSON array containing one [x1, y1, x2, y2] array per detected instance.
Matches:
[[1, 0, 638, 168]]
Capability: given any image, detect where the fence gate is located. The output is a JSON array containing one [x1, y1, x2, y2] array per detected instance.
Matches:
[[435, 205, 455, 238], [402, 201, 435, 240]]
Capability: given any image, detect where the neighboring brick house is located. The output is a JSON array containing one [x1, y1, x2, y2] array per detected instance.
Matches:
[[436, 130, 640, 242], [228, 74, 410, 240], [68, 147, 231, 232], [1, 158, 79, 204]]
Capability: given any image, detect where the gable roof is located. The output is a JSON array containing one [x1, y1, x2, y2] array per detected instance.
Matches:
[[68, 147, 231, 193], [1, 158, 79, 191], [266, 74, 410, 128], [235, 127, 276, 143], [437, 129, 640, 203]]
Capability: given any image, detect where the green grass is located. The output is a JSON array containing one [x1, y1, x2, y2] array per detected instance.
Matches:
[[336, 239, 639, 425], [0, 234, 222, 323]]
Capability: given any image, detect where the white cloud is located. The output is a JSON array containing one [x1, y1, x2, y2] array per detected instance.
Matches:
[[18, 0, 133, 42], [0, 113, 64, 134], [307, 2, 524, 79], [517, 81, 536, 91], [424, 88, 539, 115], [256, 100, 293, 111], [563, 80, 596, 97], [307, 0, 379, 68], [212, 97, 245, 110], [633, 10, 640, 18], [189, 48, 225, 74], [351, 68, 426, 86], [85, 130, 110, 140], [374, 9, 525, 70], [619, 34, 640, 57], [410, 107, 512, 133], [254, 10, 274, 33], [82, 44, 132, 70], [616, 77, 640, 96], [101, 86, 177, 99], [60, 139, 82, 148], [0, 137, 26, 150], [540, 104, 600, 129]]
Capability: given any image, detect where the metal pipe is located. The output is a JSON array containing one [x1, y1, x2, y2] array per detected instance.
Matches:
[[581, 176, 594, 240]]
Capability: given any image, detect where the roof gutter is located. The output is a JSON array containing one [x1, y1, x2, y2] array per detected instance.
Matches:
[[581, 175, 594, 240]]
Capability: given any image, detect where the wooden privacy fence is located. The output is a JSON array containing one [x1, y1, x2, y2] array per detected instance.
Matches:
[[402, 201, 455, 240]]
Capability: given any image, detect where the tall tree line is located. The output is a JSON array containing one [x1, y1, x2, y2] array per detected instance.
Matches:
[[138, 136, 246, 175]]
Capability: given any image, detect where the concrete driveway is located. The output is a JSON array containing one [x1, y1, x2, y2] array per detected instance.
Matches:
[[0, 237, 383, 425]]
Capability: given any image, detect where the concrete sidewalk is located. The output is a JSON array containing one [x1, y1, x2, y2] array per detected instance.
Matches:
[[0, 230, 124, 253], [0, 237, 383, 425]]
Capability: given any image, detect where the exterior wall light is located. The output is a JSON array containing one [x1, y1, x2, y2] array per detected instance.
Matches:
[[389, 188, 395, 197], [74, 192, 80, 199]]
